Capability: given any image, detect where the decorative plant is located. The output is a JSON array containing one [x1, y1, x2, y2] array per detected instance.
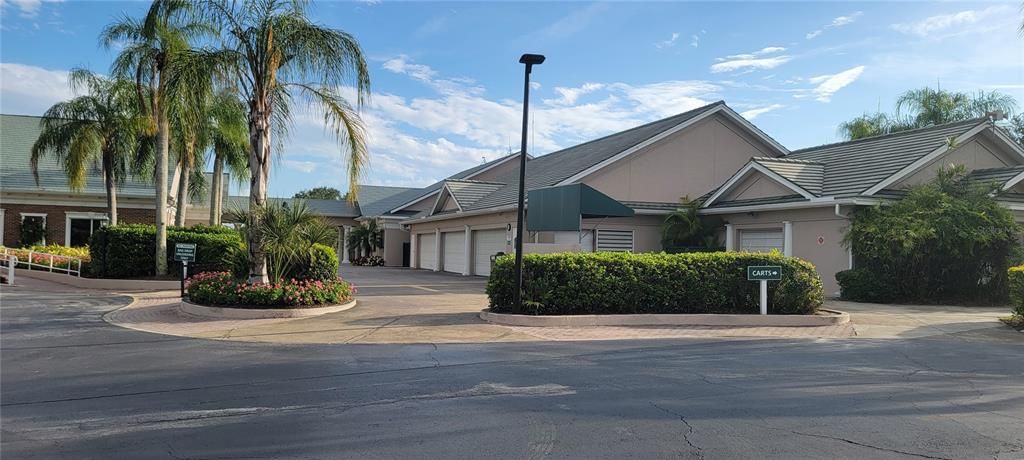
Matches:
[[661, 196, 722, 252], [19, 217, 46, 247], [346, 221, 383, 258]]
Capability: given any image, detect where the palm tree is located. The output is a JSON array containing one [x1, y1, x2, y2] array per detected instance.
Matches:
[[101, 0, 212, 275], [660, 197, 721, 251], [840, 87, 1018, 140], [194, 0, 370, 282], [227, 201, 336, 282], [346, 220, 383, 259], [896, 88, 1016, 128], [31, 70, 147, 225], [206, 91, 249, 225]]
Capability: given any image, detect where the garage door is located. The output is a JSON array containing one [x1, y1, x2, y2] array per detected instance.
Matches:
[[442, 231, 466, 274], [418, 233, 436, 270], [740, 230, 784, 253], [473, 229, 506, 277]]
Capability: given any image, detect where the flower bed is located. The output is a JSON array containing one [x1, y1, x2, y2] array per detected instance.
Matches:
[[186, 272, 354, 309], [1, 246, 89, 273]]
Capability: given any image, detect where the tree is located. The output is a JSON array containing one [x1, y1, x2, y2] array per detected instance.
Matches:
[[293, 186, 342, 200], [31, 70, 147, 225], [195, 0, 371, 282], [101, 0, 213, 275], [839, 87, 1018, 140], [661, 197, 722, 251], [226, 201, 336, 282], [345, 220, 382, 258], [1004, 114, 1024, 148], [207, 91, 249, 225]]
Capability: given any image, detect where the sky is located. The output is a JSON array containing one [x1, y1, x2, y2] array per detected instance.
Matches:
[[1, 1, 1022, 198]]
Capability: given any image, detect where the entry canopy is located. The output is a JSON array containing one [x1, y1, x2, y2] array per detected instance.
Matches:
[[527, 184, 635, 232]]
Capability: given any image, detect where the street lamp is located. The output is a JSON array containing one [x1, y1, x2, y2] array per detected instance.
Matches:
[[512, 53, 544, 314]]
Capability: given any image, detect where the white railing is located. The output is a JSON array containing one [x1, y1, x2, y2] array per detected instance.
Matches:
[[0, 248, 83, 277], [0, 255, 17, 285]]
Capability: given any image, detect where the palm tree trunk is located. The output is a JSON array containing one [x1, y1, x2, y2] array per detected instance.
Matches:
[[247, 97, 271, 283], [175, 154, 191, 227], [154, 69, 169, 276], [209, 155, 224, 225], [103, 150, 119, 226]]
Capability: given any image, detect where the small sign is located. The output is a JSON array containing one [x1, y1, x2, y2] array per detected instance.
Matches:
[[817, 236, 825, 246], [747, 265, 782, 281], [174, 243, 197, 262]]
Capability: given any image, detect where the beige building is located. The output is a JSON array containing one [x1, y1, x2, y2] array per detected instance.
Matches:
[[399, 102, 1024, 295]]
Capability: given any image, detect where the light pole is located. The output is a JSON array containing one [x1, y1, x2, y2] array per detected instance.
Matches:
[[513, 53, 545, 314]]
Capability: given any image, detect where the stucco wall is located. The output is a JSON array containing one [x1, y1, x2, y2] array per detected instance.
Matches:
[[583, 115, 778, 204], [383, 227, 409, 267], [721, 206, 850, 296], [720, 172, 795, 202], [896, 137, 1018, 188]]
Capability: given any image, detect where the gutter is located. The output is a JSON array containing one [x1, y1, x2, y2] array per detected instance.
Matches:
[[401, 203, 520, 227]]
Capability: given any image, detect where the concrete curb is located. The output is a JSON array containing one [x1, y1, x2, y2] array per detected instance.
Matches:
[[18, 269, 179, 291], [179, 299, 357, 319], [479, 308, 849, 327]]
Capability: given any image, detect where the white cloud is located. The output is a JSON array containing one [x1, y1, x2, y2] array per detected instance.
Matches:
[[0, 62, 73, 114], [545, 83, 605, 106], [711, 55, 791, 73], [283, 160, 317, 174], [382, 55, 437, 83], [806, 11, 863, 39], [891, 6, 1004, 38], [740, 104, 784, 120], [656, 32, 680, 49], [806, 65, 865, 102]]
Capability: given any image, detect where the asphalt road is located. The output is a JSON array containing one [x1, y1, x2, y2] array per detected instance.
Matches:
[[2, 284, 1023, 459]]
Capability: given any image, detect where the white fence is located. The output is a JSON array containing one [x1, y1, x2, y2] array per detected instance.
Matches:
[[0, 248, 83, 277]]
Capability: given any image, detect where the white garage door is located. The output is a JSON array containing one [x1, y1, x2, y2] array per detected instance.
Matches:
[[740, 230, 784, 253], [442, 231, 466, 274], [473, 228, 506, 277], [418, 233, 436, 270]]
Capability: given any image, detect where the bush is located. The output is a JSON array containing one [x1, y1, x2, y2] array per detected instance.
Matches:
[[351, 255, 384, 266], [1, 245, 88, 274], [836, 268, 896, 303], [486, 251, 823, 315], [843, 166, 1020, 304], [186, 271, 353, 308], [1010, 266, 1024, 317], [88, 224, 243, 278], [299, 243, 339, 281], [27, 244, 90, 259]]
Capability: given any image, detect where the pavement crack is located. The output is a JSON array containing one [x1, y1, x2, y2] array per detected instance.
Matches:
[[790, 431, 952, 460], [650, 402, 704, 459], [428, 343, 440, 368]]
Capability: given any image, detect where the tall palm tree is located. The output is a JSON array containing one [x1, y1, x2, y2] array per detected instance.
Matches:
[[101, 0, 212, 275], [837, 113, 896, 141], [31, 70, 147, 225], [193, 0, 370, 282], [206, 91, 249, 225]]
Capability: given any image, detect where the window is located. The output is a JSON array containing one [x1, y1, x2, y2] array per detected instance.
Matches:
[[20, 213, 47, 245], [65, 212, 108, 247], [739, 230, 784, 253], [596, 229, 633, 252]]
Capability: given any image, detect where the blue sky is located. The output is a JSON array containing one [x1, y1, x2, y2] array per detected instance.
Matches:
[[2, 1, 1022, 198]]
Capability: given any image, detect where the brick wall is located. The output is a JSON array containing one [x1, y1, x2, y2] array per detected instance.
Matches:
[[1, 204, 155, 247]]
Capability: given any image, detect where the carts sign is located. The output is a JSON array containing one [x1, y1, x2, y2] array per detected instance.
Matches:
[[747, 266, 782, 281]]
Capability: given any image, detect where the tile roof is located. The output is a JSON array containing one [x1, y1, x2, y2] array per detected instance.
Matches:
[[704, 194, 807, 209], [224, 196, 360, 218], [752, 157, 825, 195], [462, 101, 729, 211], [786, 118, 985, 197], [383, 152, 525, 214], [968, 165, 1024, 185], [444, 179, 506, 209], [354, 185, 418, 217], [1, 114, 159, 197]]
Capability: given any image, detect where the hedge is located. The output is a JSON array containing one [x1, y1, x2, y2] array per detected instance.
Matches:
[[1010, 266, 1024, 317], [835, 268, 896, 303], [89, 224, 243, 278], [299, 243, 339, 281], [486, 252, 823, 315]]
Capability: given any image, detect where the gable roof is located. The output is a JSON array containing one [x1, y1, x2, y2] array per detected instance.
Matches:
[[224, 196, 360, 218], [786, 118, 985, 197], [968, 165, 1024, 186], [443, 179, 506, 209], [451, 101, 767, 214], [751, 157, 825, 195], [354, 185, 418, 217], [702, 160, 820, 208], [386, 151, 525, 214]]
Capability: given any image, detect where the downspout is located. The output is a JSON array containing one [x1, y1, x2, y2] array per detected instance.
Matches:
[[835, 204, 853, 269]]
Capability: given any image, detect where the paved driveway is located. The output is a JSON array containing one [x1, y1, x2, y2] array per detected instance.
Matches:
[[2, 278, 1023, 459]]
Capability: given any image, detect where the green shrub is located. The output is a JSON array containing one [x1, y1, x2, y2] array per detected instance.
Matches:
[[88, 224, 243, 278], [1010, 266, 1024, 317], [299, 243, 339, 281], [27, 244, 90, 259], [843, 166, 1020, 304], [836, 268, 896, 303], [186, 271, 353, 308], [486, 251, 823, 315]]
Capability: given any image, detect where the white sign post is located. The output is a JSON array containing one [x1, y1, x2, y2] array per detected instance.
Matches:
[[747, 266, 782, 316]]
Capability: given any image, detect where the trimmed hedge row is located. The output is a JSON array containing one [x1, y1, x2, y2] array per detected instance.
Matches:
[[835, 268, 896, 303], [89, 224, 243, 278], [486, 252, 823, 315], [1010, 266, 1024, 317]]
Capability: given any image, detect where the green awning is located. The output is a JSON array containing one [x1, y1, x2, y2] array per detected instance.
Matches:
[[527, 184, 635, 231]]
